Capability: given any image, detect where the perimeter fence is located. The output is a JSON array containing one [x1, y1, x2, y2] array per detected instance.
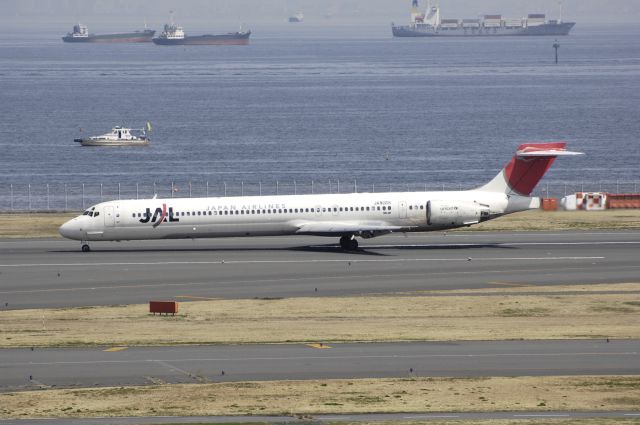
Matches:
[[0, 180, 638, 212]]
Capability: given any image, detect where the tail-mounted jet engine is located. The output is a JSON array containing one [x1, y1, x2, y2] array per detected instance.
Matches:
[[427, 200, 490, 227]]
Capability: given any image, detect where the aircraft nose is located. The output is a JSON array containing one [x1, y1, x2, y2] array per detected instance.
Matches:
[[59, 218, 82, 240]]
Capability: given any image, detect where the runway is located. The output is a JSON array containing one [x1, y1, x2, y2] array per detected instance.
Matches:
[[1, 231, 640, 309], [2, 340, 639, 392]]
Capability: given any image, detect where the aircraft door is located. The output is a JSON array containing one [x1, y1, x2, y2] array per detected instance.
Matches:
[[104, 206, 115, 227], [398, 201, 407, 218]]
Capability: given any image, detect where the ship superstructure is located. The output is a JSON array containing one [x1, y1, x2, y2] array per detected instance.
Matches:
[[392, 0, 575, 37]]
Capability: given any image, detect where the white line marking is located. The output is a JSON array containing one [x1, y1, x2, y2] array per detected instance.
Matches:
[[513, 414, 570, 417], [0, 262, 623, 296], [0, 256, 605, 268], [403, 415, 460, 419], [154, 360, 195, 378]]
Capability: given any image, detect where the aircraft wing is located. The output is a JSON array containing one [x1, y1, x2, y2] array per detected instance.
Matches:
[[295, 221, 410, 238]]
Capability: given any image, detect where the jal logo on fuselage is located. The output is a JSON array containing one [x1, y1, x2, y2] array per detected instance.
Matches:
[[139, 204, 179, 228]]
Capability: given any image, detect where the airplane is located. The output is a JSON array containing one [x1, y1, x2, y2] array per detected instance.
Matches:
[[59, 142, 582, 252]]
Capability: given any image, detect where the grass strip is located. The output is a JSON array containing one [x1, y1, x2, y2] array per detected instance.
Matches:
[[1, 376, 639, 419], [1, 283, 639, 348]]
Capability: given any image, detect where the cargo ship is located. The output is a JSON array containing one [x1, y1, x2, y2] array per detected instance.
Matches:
[[62, 24, 155, 43], [392, 0, 575, 37], [152, 22, 251, 45], [289, 12, 304, 23]]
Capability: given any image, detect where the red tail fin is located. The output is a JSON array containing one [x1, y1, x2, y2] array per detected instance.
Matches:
[[479, 142, 582, 196]]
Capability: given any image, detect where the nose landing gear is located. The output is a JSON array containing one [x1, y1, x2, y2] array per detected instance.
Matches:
[[339, 235, 358, 251]]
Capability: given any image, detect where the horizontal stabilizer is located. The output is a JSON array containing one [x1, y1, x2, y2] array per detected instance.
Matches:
[[517, 146, 584, 157]]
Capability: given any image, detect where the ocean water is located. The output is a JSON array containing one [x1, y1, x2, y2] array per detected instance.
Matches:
[[0, 23, 639, 199]]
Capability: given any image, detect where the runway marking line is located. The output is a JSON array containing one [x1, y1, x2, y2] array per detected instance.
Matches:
[[489, 281, 532, 287], [513, 414, 570, 417], [103, 346, 128, 352], [307, 343, 332, 349], [175, 296, 222, 301]]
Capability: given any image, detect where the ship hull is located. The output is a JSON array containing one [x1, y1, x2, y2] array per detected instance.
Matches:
[[392, 22, 575, 37], [152, 32, 251, 46], [62, 30, 155, 43], [77, 139, 149, 147]]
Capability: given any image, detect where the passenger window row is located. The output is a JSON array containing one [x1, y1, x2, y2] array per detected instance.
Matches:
[[131, 204, 397, 219]]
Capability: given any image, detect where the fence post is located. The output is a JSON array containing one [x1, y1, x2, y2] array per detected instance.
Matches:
[[372, 183, 375, 193], [311, 180, 314, 194], [10, 184, 13, 211], [337, 180, 340, 193], [82, 183, 85, 209], [241, 181, 244, 196], [28, 184, 31, 211], [294, 180, 297, 195], [64, 184, 67, 211], [329, 180, 332, 193], [206, 181, 209, 197], [153, 182, 157, 196], [224, 182, 227, 196], [581, 181, 584, 192], [442, 183, 445, 191], [47, 184, 50, 211], [276, 181, 278, 195], [189, 181, 192, 198], [136, 183, 139, 200], [564, 183, 567, 196], [259, 181, 262, 196], [354, 179, 357, 193], [171, 182, 174, 198], [118, 183, 121, 200], [616, 180, 619, 194]]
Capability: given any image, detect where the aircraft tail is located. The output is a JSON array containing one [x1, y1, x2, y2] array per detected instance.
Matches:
[[477, 142, 583, 196]]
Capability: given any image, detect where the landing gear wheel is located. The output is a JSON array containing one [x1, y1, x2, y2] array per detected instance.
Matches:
[[81, 244, 91, 252], [339, 236, 358, 251]]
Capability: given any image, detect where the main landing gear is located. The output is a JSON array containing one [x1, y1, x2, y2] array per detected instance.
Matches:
[[81, 243, 91, 252], [339, 235, 358, 251]]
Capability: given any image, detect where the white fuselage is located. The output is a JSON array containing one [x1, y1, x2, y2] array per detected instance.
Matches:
[[59, 190, 537, 243]]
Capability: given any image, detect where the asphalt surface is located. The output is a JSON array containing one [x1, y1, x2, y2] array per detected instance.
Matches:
[[0, 231, 639, 309], [1, 231, 639, 423], [2, 340, 638, 392]]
